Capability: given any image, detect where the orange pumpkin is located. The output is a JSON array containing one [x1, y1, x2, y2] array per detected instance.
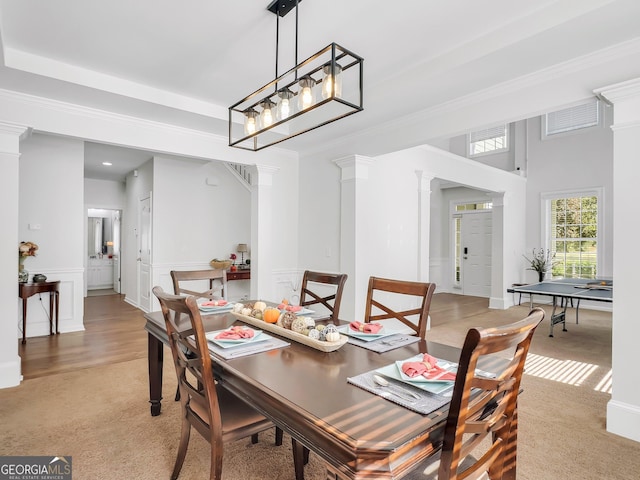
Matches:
[[263, 308, 280, 324]]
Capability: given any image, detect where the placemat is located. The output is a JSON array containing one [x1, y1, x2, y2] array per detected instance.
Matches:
[[346, 334, 420, 353], [208, 335, 290, 359], [347, 370, 451, 415]]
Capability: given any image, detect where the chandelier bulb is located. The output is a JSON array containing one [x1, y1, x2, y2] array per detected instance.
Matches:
[[298, 75, 316, 111], [259, 99, 276, 129], [322, 63, 343, 99], [277, 88, 295, 120], [243, 108, 259, 136]]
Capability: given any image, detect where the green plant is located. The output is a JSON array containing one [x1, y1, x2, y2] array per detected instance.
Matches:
[[523, 248, 556, 274]]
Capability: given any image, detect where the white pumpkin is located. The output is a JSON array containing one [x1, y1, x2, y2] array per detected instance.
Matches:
[[325, 331, 341, 342]]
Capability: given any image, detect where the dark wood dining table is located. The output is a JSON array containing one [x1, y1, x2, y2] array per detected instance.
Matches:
[[144, 310, 515, 480]]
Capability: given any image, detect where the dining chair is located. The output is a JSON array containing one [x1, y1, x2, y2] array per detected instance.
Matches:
[[152, 286, 302, 480], [363, 276, 436, 339], [170, 268, 228, 300], [299, 270, 348, 321], [405, 307, 545, 480]]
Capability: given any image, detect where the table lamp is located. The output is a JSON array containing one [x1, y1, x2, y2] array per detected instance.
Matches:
[[237, 244, 248, 265]]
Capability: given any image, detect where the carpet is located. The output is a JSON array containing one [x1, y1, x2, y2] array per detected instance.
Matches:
[[2, 303, 639, 479]]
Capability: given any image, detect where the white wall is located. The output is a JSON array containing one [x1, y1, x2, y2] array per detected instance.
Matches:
[[18, 133, 85, 339], [84, 178, 125, 209]]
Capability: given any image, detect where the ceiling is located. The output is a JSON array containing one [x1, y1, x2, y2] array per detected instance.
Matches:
[[1, 0, 640, 181]]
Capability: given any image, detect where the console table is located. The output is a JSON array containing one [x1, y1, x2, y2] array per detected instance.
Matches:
[[227, 269, 250, 281], [18, 280, 60, 344]]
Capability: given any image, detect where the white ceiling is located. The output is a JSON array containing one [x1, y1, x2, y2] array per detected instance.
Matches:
[[1, 0, 640, 181]]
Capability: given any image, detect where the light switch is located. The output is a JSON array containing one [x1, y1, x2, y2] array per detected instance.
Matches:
[[28, 223, 41, 230]]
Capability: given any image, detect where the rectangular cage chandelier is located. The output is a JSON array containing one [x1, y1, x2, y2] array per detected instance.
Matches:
[[228, 0, 364, 152]]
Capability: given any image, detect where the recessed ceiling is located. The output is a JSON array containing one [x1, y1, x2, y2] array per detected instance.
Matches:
[[1, 0, 640, 178]]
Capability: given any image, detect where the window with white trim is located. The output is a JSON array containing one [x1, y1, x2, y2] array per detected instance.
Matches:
[[468, 125, 508, 157], [544, 191, 601, 279], [544, 100, 600, 137]]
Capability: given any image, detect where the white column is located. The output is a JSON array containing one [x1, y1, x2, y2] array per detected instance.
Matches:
[[250, 164, 279, 302], [595, 78, 640, 443], [0, 122, 31, 388], [489, 192, 506, 309], [415, 171, 434, 282], [335, 155, 374, 322]]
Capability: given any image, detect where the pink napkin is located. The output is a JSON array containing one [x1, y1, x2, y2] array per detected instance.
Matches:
[[402, 353, 456, 381], [349, 321, 383, 334], [201, 300, 228, 307], [215, 326, 254, 340]]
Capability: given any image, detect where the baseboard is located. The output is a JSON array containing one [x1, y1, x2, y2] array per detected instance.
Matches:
[[607, 399, 640, 442], [0, 356, 22, 389]]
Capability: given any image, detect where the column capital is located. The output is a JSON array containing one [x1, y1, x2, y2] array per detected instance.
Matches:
[[252, 164, 280, 186], [415, 170, 435, 192], [0, 122, 31, 155], [334, 155, 374, 181]]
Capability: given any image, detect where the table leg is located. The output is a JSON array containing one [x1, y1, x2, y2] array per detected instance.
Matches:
[[49, 292, 54, 335], [55, 291, 60, 334], [148, 332, 164, 416], [21, 299, 27, 344]]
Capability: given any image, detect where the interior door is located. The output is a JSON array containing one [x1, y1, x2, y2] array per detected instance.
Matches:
[[461, 212, 492, 297], [138, 194, 152, 312]]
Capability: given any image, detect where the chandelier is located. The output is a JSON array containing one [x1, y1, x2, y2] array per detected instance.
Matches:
[[228, 0, 364, 151]]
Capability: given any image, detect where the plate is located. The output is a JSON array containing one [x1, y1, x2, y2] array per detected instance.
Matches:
[[394, 355, 457, 383], [197, 299, 235, 313], [337, 324, 397, 342], [206, 328, 264, 348], [374, 363, 453, 395]]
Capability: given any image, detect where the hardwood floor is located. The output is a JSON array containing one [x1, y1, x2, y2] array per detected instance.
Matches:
[[18, 292, 494, 380], [19, 293, 150, 380]]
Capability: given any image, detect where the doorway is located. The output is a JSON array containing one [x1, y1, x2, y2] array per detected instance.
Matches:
[[453, 207, 493, 297], [87, 208, 122, 295]]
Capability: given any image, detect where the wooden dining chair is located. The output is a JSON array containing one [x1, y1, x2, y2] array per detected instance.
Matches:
[[363, 276, 436, 339], [170, 268, 228, 300], [405, 307, 545, 480], [152, 286, 302, 480], [299, 270, 348, 321]]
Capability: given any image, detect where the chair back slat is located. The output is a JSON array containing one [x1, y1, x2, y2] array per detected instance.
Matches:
[[364, 276, 436, 339], [300, 270, 348, 322], [171, 269, 228, 300]]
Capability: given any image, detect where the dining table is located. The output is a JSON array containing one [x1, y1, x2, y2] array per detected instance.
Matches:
[[143, 307, 515, 480]]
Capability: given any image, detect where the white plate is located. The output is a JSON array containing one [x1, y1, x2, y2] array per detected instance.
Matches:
[[338, 324, 397, 342], [374, 363, 453, 395], [394, 355, 457, 383], [206, 328, 264, 348], [197, 300, 235, 313]]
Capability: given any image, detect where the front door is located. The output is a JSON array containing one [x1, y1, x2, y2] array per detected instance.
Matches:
[[461, 212, 492, 297]]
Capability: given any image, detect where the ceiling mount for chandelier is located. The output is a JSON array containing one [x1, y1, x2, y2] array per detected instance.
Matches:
[[228, 0, 364, 151]]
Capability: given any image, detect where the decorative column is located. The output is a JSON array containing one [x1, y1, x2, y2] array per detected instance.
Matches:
[[0, 122, 31, 388], [250, 164, 279, 302], [334, 155, 374, 322], [595, 78, 640, 443], [415, 171, 435, 282]]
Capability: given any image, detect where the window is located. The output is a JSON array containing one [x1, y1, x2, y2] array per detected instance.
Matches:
[[468, 125, 508, 157], [547, 193, 600, 279], [544, 100, 600, 137]]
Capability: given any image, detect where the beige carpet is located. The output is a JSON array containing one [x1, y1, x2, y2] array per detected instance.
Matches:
[[2, 302, 639, 479]]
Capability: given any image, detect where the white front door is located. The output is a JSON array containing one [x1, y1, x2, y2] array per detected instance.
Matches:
[[138, 194, 152, 312], [461, 212, 492, 297]]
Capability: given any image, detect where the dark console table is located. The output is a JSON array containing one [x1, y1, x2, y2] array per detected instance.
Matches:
[[18, 280, 60, 344]]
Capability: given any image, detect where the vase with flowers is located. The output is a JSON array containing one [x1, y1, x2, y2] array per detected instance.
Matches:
[[523, 248, 555, 283], [19, 241, 39, 283]]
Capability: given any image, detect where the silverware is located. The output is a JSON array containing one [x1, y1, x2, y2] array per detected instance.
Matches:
[[227, 342, 275, 357], [379, 336, 408, 346], [372, 374, 421, 401]]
